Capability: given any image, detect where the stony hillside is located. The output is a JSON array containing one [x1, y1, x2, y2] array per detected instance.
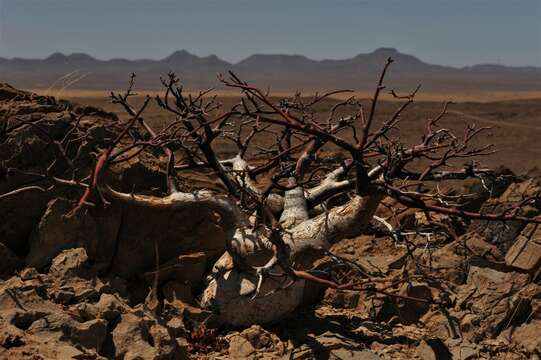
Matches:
[[0, 84, 540, 359]]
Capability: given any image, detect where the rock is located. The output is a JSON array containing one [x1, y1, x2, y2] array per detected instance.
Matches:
[[26, 198, 121, 270], [3, 310, 46, 333], [95, 293, 129, 321], [149, 323, 178, 359], [54, 289, 75, 304], [459, 313, 480, 335], [19, 267, 40, 280], [0, 242, 23, 277], [355, 294, 388, 321], [72, 283, 100, 302], [69, 318, 109, 351], [459, 166, 515, 212], [447, 341, 479, 360], [0, 317, 25, 348], [163, 280, 216, 328], [49, 278, 100, 304], [144, 252, 207, 288], [0, 277, 57, 321], [110, 313, 156, 359], [293, 331, 380, 360], [72, 302, 98, 321], [420, 310, 460, 340], [396, 282, 433, 324], [26, 199, 77, 268], [511, 320, 541, 353], [459, 232, 504, 261], [469, 179, 540, 253], [1, 277, 106, 353], [505, 223, 541, 271], [416, 339, 452, 360], [175, 337, 190, 358], [201, 268, 305, 326], [96, 276, 129, 298], [242, 325, 276, 348], [358, 251, 407, 275], [111, 204, 227, 278], [0, 99, 78, 259], [228, 333, 256, 358], [0, 315, 103, 359], [0, 190, 49, 256], [323, 289, 361, 309], [49, 247, 89, 278], [166, 317, 186, 338], [53, 345, 87, 359], [0, 87, 196, 359], [163, 281, 196, 306], [0, 83, 31, 100], [111, 312, 177, 360], [110, 156, 166, 194], [28, 313, 108, 352], [456, 266, 529, 338], [416, 242, 467, 284]]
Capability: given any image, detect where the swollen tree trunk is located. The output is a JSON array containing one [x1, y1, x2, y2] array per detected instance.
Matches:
[[104, 159, 384, 326], [201, 192, 383, 326]]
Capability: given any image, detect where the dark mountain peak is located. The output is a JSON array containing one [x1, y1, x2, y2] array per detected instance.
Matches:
[[43, 52, 97, 67], [349, 48, 427, 69], [244, 53, 311, 61], [162, 50, 199, 63], [45, 52, 68, 62], [202, 54, 226, 63], [199, 54, 230, 66], [161, 50, 230, 69], [365, 48, 419, 62], [66, 53, 96, 62], [237, 53, 315, 68], [372, 47, 400, 56]]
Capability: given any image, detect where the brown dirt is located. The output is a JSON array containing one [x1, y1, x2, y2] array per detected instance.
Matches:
[[59, 93, 541, 174]]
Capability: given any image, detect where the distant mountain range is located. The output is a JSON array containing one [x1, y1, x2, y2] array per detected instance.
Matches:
[[1, 48, 540, 92]]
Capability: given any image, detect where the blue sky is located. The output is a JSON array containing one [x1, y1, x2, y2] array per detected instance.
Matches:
[[0, 0, 540, 67]]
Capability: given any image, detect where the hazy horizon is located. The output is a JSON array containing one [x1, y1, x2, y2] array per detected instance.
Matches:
[[2, 46, 541, 70], [0, 0, 540, 67]]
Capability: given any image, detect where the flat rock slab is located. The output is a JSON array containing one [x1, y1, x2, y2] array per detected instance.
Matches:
[[505, 223, 541, 271]]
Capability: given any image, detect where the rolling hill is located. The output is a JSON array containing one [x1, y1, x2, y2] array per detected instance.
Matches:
[[1, 48, 540, 92]]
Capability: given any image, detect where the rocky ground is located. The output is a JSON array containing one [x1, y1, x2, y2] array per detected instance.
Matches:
[[1, 84, 540, 359]]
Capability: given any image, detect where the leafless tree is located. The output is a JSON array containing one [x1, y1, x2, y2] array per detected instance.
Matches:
[[2, 58, 539, 325]]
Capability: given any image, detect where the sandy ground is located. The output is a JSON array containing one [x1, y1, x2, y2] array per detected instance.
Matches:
[[21, 87, 541, 175], [28, 88, 541, 103]]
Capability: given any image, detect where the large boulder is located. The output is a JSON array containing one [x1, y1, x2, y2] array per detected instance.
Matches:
[[459, 166, 515, 212], [0, 97, 99, 256], [143, 252, 207, 288], [455, 266, 530, 339], [26, 198, 121, 270], [111, 205, 227, 278], [0, 242, 23, 278], [110, 312, 177, 360], [468, 179, 540, 253]]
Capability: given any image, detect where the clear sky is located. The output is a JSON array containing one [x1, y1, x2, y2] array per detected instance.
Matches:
[[0, 0, 540, 67]]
